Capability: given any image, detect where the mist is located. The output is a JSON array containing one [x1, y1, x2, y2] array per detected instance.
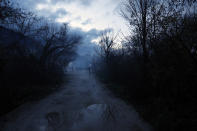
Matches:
[[0, 0, 197, 131]]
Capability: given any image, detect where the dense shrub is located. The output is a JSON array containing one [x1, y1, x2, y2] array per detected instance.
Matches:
[[0, 4, 81, 115], [95, 9, 197, 131]]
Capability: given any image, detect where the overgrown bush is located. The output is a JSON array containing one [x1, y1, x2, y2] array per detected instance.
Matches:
[[95, 1, 197, 130], [0, 0, 81, 115]]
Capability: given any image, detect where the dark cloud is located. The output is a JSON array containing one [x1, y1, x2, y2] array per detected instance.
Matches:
[[14, 0, 93, 11], [70, 27, 113, 57], [81, 19, 92, 25], [33, 7, 68, 21], [50, 8, 68, 20], [79, 0, 92, 6], [70, 27, 102, 67], [70, 28, 101, 56], [50, 0, 68, 5], [50, 0, 93, 6], [13, 0, 38, 9], [70, 27, 114, 68], [55, 8, 68, 16], [71, 28, 101, 44]]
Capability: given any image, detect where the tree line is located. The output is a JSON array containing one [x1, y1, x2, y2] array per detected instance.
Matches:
[[95, 0, 197, 130], [0, 0, 82, 115]]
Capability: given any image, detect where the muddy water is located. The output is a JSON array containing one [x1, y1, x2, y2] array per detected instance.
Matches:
[[0, 70, 151, 131]]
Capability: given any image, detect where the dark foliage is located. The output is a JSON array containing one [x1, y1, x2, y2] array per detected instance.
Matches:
[[0, 2, 81, 115], [95, 0, 197, 130]]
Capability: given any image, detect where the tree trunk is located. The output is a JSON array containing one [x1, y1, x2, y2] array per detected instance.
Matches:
[[141, 0, 149, 63]]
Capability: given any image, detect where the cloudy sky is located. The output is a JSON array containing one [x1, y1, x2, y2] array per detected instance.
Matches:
[[16, 0, 127, 33], [14, 0, 128, 67]]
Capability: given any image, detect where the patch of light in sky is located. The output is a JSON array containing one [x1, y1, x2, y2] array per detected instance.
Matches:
[[34, 0, 128, 34]]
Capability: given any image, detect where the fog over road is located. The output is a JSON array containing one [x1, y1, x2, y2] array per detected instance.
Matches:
[[0, 70, 151, 131]]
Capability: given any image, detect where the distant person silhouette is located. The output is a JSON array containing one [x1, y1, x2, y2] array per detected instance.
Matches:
[[88, 64, 92, 74]]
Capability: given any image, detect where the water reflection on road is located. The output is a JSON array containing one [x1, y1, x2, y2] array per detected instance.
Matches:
[[1, 70, 151, 131]]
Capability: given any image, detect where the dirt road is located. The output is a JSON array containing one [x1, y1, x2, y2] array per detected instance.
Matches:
[[0, 70, 151, 131]]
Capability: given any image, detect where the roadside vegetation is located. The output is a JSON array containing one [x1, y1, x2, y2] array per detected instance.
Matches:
[[0, 0, 82, 116], [94, 0, 197, 130]]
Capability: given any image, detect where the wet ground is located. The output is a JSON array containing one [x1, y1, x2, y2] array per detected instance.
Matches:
[[0, 70, 151, 131]]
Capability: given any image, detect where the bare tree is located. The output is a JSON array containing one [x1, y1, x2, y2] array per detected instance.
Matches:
[[0, 0, 12, 21], [97, 30, 118, 63], [37, 22, 82, 67], [120, 0, 185, 62], [0, 0, 22, 23], [8, 12, 41, 36], [120, 0, 151, 62]]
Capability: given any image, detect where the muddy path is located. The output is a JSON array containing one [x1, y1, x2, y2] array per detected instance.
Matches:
[[0, 70, 151, 131]]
